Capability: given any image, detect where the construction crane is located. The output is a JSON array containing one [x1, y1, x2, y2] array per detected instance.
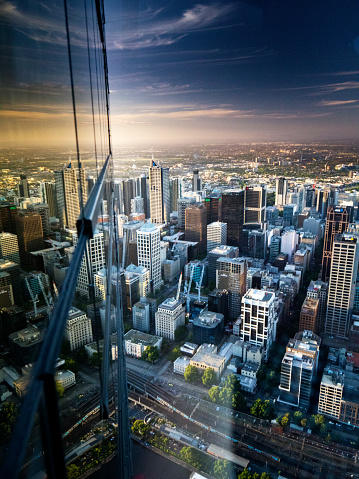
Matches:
[[171, 231, 181, 252], [37, 276, 52, 314], [176, 272, 182, 301], [186, 263, 195, 313], [313, 177, 318, 189], [196, 265, 205, 302], [25, 277, 39, 318], [53, 281, 59, 299]]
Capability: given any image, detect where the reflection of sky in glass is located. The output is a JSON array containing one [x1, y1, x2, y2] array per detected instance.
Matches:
[[1, 0, 359, 146]]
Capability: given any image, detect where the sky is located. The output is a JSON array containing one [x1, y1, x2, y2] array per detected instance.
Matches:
[[1, 0, 359, 148]]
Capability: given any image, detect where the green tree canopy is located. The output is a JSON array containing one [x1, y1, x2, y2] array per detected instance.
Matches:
[[66, 464, 80, 479], [293, 410, 304, 425], [202, 368, 217, 387], [0, 402, 18, 446], [180, 446, 208, 471], [142, 346, 160, 363], [250, 399, 275, 420], [175, 325, 188, 342], [169, 346, 182, 363], [56, 381, 65, 398], [213, 459, 232, 479], [64, 358, 80, 374], [131, 419, 150, 438], [184, 364, 200, 383]]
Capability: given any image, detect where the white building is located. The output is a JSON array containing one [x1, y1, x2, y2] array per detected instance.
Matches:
[[177, 197, 196, 229], [207, 222, 227, 252], [173, 356, 191, 375], [124, 329, 162, 358], [155, 297, 185, 340], [239, 289, 277, 360], [55, 370, 76, 389], [275, 177, 288, 207], [131, 196, 144, 214], [326, 233, 359, 338], [280, 230, 299, 260], [137, 223, 162, 292], [125, 263, 150, 297], [117, 214, 128, 238], [65, 307, 93, 351], [0, 233, 20, 264], [74, 230, 105, 299]]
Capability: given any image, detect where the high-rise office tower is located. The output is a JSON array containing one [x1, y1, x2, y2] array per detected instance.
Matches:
[[275, 177, 288, 207], [18, 174, 29, 197], [321, 206, 352, 282], [278, 331, 321, 408], [299, 297, 320, 333], [15, 212, 43, 266], [207, 245, 238, 282], [122, 220, 144, 268], [87, 175, 95, 196], [217, 257, 247, 320], [177, 197, 196, 228], [122, 179, 136, 217], [65, 307, 93, 351], [155, 297, 185, 340], [307, 280, 328, 333], [283, 203, 297, 227], [221, 189, 244, 249], [170, 178, 182, 213], [137, 223, 161, 292], [0, 233, 20, 264], [305, 188, 315, 208], [244, 185, 266, 226], [28, 203, 50, 237], [149, 159, 170, 224], [207, 222, 227, 252], [205, 194, 222, 224], [192, 169, 202, 192], [39, 181, 57, 217], [74, 229, 105, 299], [131, 196, 144, 214], [55, 165, 87, 229], [125, 264, 150, 298], [185, 204, 207, 254], [0, 205, 18, 234], [325, 233, 359, 338], [139, 174, 149, 218], [239, 289, 277, 360]]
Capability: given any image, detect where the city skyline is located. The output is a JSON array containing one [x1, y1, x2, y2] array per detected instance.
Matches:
[[1, 1, 359, 147]]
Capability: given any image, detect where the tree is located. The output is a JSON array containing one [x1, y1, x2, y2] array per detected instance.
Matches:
[[175, 324, 188, 342], [161, 338, 170, 354], [280, 412, 291, 428], [301, 418, 308, 427], [169, 346, 182, 363], [202, 368, 216, 387], [184, 364, 200, 383], [90, 351, 102, 368], [208, 385, 220, 404], [213, 459, 232, 479], [65, 358, 80, 374], [131, 419, 150, 438], [223, 374, 241, 393], [180, 447, 208, 471], [66, 464, 80, 479], [142, 346, 159, 363], [0, 402, 18, 446], [56, 381, 65, 398], [250, 399, 275, 420], [238, 469, 253, 479], [293, 411, 304, 425]]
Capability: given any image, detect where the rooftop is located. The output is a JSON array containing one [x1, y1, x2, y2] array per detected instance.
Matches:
[[158, 297, 182, 311], [193, 311, 224, 328], [124, 329, 162, 346], [243, 289, 274, 302]]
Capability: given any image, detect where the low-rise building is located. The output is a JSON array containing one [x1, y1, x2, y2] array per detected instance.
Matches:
[[173, 356, 191, 375], [190, 344, 225, 380], [155, 297, 185, 340], [299, 297, 319, 333], [65, 307, 93, 351], [241, 361, 260, 379], [124, 329, 162, 358], [55, 370, 76, 389]]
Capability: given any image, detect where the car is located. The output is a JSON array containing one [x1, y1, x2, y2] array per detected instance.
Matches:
[[169, 383, 173, 387], [216, 407, 220, 411]]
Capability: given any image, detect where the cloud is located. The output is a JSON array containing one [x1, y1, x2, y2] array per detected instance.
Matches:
[[318, 99, 359, 107], [110, 3, 237, 50], [318, 81, 359, 93]]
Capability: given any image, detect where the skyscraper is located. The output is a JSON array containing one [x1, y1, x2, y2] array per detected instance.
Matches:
[[0, 205, 18, 235], [177, 197, 196, 228], [55, 165, 87, 229], [205, 194, 222, 224], [155, 297, 185, 340], [74, 230, 106, 299], [216, 257, 247, 320], [207, 222, 227, 252], [221, 189, 244, 249], [149, 159, 170, 224], [122, 179, 136, 217], [244, 185, 266, 226], [169, 177, 182, 213], [192, 169, 202, 192], [185, 204, 207, 254], [39, 181, 56, 217], [15, 213, 43, 266], [28, 203, 50, 237], [137, 223, 161, 292], [139, 174, 150, 218], [321, 206, 352, 282], [18, 174, 29, 198], [278, 331, 321, 408], [275, 177, 288, 207], [325, 233, 359, 338], [0, 233, 20, 264], [239, 289, 277, 360]]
